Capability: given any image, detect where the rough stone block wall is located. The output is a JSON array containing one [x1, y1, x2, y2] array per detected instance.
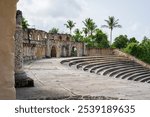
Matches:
[[86, 48, 114, 56], [0, 0, 17, 99]]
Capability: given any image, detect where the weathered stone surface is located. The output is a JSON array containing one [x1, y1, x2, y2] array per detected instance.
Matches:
[[0, 0, 17, 99], [16, 58, 150, 100], [15, 10, 34, 88]]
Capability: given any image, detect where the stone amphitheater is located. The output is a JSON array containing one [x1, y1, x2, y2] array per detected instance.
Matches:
[[15, 11, 150, 100], [16, 49, 150, 100]]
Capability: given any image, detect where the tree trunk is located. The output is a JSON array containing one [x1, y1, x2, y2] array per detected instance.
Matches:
[[110, 29, 112, 45]]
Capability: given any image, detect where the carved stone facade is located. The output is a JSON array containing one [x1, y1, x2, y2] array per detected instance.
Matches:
[[22, 28, 85, 62]]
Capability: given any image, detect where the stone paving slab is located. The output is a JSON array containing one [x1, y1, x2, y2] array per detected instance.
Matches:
[[16, 58, 150, 100]]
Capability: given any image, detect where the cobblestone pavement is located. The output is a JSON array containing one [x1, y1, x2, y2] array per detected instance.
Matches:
[[16, 58, 150, 100]]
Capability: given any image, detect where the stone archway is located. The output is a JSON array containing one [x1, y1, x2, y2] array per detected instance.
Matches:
[[71, 46, 77, 57], [51, 46, 57, 57]]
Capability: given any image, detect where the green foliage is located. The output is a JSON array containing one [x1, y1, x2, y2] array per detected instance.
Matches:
[[124, 36, 150, 64], [73, 28, 83, 42], [49, 27, 59, 34], [102, 16, 122, 44], [22, 17, 29, 30], [113, 35, 128, 49], [82, 18, 97, 36], [124, 42, 140, 57], [64, 20, 76, 34], [129, 37, 139, 43], [93, 29, 109, 48]]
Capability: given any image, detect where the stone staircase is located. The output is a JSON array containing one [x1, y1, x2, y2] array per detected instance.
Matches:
[[61, 55, 150, 83]]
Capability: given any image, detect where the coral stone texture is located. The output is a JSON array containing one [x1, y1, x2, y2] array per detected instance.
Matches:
[[0, 0, 17, 99]]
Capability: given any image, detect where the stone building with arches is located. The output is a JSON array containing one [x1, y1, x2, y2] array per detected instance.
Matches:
[[14, 10, 86, 88], [22, 28, 86, 62]]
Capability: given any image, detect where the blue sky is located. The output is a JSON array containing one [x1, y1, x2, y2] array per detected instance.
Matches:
[[17, 0, 150, 42]]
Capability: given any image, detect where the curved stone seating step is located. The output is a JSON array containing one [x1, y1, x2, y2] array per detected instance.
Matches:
[[143, 78, 150, 83], [133, 74, 150, 81], [61, 56, 104, 64], [86, 61, 136, 72], [68, 56, 128, 66], [75, 58, 127, 66], [61, 55, 150, 84], [61, 55, 121, 64], [113, 68, 149, 78], [95, 63, 141, 74], [127, 72, 150, 80], [77, 59, 131, 70], [121, 70, 150, 79], [78, 59, 131, 68], [138, 76, 150, 83], [102, 65, 143, 76]]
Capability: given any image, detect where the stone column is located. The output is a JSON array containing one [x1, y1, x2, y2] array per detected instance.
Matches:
[[14, 10, 34, 87], [0, 0, 18, 99]]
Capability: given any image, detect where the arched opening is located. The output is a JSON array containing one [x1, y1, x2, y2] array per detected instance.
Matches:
[[59, 35, 62, 41], [71, 46, 77, 57], [51, 46, 57, 57], [66, 36, 70, 41]]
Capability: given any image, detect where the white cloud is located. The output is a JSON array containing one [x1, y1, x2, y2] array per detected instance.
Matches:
[[17, 0, 150, 41]]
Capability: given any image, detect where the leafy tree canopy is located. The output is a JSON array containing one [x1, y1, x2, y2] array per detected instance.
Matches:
[[113, 35, 128, 49], [49, 27, 59, 34]]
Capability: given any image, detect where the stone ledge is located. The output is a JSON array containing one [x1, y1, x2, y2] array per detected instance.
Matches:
[[15, 72, 34, 88]]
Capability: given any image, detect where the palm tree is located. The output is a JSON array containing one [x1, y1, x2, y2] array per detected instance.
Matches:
[[102, 16, 122, 44], [64, 20, 76, 35], [82, 27, 88, 37], [82, 18, 97, 36]]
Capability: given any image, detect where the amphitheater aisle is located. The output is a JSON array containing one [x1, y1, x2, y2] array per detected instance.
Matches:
[[16, 58, 150, 100]]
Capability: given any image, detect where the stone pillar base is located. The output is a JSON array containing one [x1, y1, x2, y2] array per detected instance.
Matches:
[[15, 72, 34, 88]]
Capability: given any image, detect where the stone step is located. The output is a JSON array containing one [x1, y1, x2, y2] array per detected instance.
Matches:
[[113, 68, 149, 78], [127, 72, 150, 80], [95, 64, 142, 74], [68, 57, 128, 66], [77, 60, 130, 69], [84, 61, 137, 72]]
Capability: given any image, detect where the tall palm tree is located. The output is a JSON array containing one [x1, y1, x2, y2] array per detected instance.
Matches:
[[64, 20, 76, 35], [102, 16, 122, 44], [83, 18, 97, 36]]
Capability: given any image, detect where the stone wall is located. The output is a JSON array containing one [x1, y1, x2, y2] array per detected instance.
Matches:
[[19, 28, 85, 62], [0, 0, 17, 99], [86, 48, 114, 56]]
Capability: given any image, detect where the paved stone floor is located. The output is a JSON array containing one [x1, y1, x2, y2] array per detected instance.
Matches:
[[16, 58, 150, 100]]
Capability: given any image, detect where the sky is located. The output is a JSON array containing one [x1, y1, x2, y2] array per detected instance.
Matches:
[[17, 0, 150, 42]]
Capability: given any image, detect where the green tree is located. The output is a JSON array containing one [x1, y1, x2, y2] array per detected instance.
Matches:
[[93, 29, 109, 48], [124, 42, 140, 57], [83, 18, 97, 36], [82, 27, 88, 37], [49, 27, 59, 34], [73, 28, 83, 42], [102, 16, 122, 44], [22, 17, 29, 30], [113, 35, 128, 49], [129, 37, 139, 43], [64, 20, 76, 35]]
